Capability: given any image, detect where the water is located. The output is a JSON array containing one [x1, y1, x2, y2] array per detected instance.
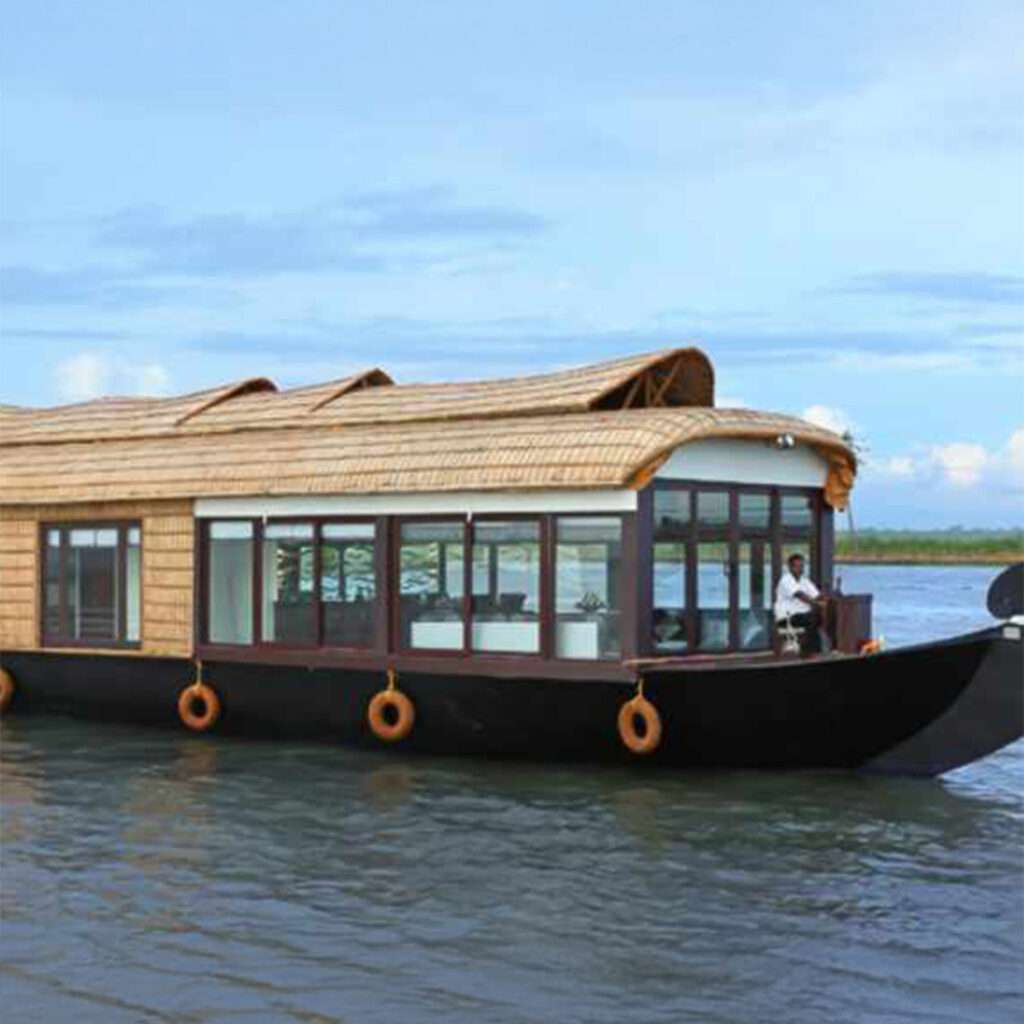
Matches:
[[1, 565, 1021, 1023]]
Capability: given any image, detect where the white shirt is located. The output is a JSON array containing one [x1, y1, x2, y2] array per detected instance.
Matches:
[[774, 571, 820, 621]]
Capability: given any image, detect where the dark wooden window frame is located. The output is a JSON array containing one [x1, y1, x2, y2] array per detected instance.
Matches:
[[646, 479, 831, 656], [192, 488, 829, 670], [39, 520, 142, 650], [194, 510, 633, 669], [198, 515, 385, 654]]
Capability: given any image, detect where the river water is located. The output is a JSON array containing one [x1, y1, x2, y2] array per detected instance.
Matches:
[[1, 565, 1021, 1023]]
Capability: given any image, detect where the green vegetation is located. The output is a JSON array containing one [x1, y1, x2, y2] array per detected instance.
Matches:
[[836, 529, 1024, 564]]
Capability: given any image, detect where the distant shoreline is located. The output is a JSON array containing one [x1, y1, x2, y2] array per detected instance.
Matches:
[[837, 552, 1023, 566], [833, 530, 1022, 567]]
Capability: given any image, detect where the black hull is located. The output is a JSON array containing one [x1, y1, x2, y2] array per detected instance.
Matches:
[[2, 627, 1021, 776]]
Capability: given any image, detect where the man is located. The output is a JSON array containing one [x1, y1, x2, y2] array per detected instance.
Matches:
[[774, 553, 826, 655]]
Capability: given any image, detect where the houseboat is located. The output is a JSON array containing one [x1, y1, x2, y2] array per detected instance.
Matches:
[[1, 347, 1020, 775]]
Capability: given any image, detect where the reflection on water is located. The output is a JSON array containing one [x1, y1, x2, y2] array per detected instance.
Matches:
[[1, 566, 1022, 1023]]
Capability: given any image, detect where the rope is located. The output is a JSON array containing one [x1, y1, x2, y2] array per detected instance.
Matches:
[[386, 668, 397, 691], [192, 659, 204, 692]]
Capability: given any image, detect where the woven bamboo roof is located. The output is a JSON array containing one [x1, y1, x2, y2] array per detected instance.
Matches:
[[0, 347, 857, 508], [0, 348, 710, 444]]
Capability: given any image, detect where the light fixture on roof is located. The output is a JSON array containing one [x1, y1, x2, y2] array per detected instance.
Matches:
[[774, 433, 795, 450]]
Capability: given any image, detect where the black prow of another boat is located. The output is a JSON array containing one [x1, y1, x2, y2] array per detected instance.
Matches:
[[987, 562, 1023, 620]]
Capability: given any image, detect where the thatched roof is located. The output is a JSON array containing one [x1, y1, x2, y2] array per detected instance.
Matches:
[[0, 347, 857, 508]]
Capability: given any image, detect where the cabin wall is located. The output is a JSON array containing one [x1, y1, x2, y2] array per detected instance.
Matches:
[[0, 499, 194, 657], [656, 438, 827, 488]]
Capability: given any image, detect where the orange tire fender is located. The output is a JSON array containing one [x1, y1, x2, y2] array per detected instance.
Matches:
[[368, 672, 415, 743], [617, 687, 662, 756], [178, 681, 221, 732], [0, 668, 15, 714]]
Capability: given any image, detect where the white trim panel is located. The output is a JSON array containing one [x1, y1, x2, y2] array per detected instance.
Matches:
[[656, 438, 827, 488], [195, 489, 638, 519]]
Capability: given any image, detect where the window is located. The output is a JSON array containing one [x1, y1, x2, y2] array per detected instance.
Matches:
[[321, 523, 376, 648], [648, 483, 826, 654], [399, 522, 465, 650], [262, 523, 316, 645], [697, 491, 729, 527], [42, 523, 141, 646], [653, 489, 689, 654], [780, 493, 817, 578], [207, 521, 253, 644], [471, 520, 541, 654], [555, 517, 622, 660]]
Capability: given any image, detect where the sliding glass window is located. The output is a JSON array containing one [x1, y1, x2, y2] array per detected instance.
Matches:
[[321, 523, 376, 648], [652, 490, 689, 654], [399, 522, 465, 651], [471, 520, 541, 654], [207, 521, 254, 644], [262, 523, 316, 645], [554, 517, 622, 660]]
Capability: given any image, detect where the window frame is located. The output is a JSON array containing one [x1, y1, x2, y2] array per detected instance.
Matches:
[[647, 480, 829, 655], [469, 514, 547, 659], [199, 515, 386, 653], [39, 520, 143, 650], [550, 512, 629, 664]]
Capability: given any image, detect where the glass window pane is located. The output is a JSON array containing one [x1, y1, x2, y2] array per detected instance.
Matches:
[[696, 541, 729, 651], [737, 541, 771, 651], [43, 535, 61, 637], [71, 541, 118, 640], [66, 538, 79, 638], [697, 491, 729, 527], [654, 489, 690, 538], [322, 522, 376, 648], [653, 541, 688, 653], [265, 523, 314, 541], [126, 532, 141, 643], [211, 521, 253, 540], [782, 494, 814, 529], [555, 517, 622, 660], [208, 521, 253, 644], [471, 521, 540, 653], [739, 493, 771, 530], [263, 523, 316, 644], [400, 522, 465, 650]]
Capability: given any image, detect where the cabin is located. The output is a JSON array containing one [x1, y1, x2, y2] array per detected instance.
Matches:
[[0, 348, 857, 680]]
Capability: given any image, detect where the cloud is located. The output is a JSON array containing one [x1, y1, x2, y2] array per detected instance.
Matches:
[[802, 403, 855, 435], [0, 265, 176, 308], [842, 272, 1024, 306], [345, 186, 549, 240], [865, 428, 1024, 492], [130, 363, 171, 394], [0, 265, 240, 309], [96, 206, 385, 276], [930, 442, 992, 487], [55, 352, 110, 401], [95, 188, 548, 277], [0, 326, 133, 341], [53, 351, 172, 401]]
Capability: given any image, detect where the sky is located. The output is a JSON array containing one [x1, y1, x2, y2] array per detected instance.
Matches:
[[1, 0, 1021, 528]]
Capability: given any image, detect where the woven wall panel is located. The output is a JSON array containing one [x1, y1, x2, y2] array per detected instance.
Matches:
[[0, 501, 194, 656]]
